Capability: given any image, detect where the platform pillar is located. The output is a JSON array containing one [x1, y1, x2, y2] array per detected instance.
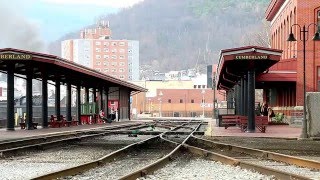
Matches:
[[6, 63, 15, 131], [55, 79, 61, 121], [42, 72, 48, 128], [76, 85, 81, 125], [26, 66, 34, 130], [247, 70, 256, 132], [66, 82, 72, 123]]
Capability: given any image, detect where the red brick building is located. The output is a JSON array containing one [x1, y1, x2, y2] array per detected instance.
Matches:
[[261, 0, 320, 108]]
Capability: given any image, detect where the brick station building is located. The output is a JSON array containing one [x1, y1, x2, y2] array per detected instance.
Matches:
[[261, 0, 320, 113]]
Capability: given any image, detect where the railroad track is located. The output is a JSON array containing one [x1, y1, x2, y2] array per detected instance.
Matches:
[[185, 135, 320, 180], [0, 122, 146, 157], [26, 122, 197, 179], [3, 120, 317, 180]]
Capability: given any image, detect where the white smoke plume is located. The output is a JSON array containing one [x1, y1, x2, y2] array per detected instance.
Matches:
[[0, 1, 46, 52]]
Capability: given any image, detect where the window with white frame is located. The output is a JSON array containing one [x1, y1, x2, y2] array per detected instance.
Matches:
[[111, 49, 117, 53], [103, 62, 109, 66], [111, 62, 117, 66], [111, 68, 116, 72], [103, 42, 109, 46], [104, 68, 109, 72], [119, 55, 125, 59], [96, 68, 101, 72], [96, 61, 101, 65], [112, 42, 117, 46], [119, 49, 125, 53], [119, 68, 125, 72], [111, 55, 117, 59], [119, 62, 125, 66], [119, 42, 125, 46], [103, 55, 109, 59], [119, 75, 125, 79], [318, 11, 320, 32], [103, 48, 109, 52], [96, 55, 101, 59], [96, 48, 101, 52]]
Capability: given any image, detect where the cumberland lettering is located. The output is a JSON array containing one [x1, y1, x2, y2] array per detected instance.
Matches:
[[0, 53, 32, 60], [235, 55, 268, 60]]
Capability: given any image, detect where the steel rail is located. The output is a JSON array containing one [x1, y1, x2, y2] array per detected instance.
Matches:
[[119, 123, 202, 180], [183, 144, 311, 180], [32, 122, 187, 180], [190, 135, 320, 170], [0, 122, 144, 157]]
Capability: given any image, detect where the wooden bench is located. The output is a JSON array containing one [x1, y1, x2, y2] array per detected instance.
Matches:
[[221, 115, 242, 129], [19, 122, 38, 129], [240, 116, 268, 133]]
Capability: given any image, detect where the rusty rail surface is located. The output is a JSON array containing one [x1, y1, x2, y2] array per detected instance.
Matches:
[[119, 123, 201, 180], [185, 135, 318, 180], [0, 122, 145, 157], [32, 122, 189, 180]]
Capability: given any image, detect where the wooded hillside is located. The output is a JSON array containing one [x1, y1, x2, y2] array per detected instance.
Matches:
[[48, 0, 270, 74]]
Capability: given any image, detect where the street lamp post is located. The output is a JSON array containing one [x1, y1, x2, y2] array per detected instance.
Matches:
[[148, 98, 151, 113], [287, 23, 320, 138], [201, 89, 205, 118], [159, 91, 163, 117]]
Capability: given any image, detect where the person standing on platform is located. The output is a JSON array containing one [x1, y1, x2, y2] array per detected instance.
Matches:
[[260, 103, 268, 116]]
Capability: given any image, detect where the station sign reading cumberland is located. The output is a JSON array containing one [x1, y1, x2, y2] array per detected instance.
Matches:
[[0, 53, 32, 60], [235, 55, 268, 60]]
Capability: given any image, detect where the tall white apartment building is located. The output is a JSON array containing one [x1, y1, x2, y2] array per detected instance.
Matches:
[[61, 21, 139, 81]]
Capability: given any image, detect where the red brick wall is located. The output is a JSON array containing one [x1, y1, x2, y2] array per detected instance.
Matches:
[[268, 0, 320, 105]]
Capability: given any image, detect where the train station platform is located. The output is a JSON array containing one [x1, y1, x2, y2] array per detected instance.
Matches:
[[205, 119, 302, 139], [0, 120, 144, 142]]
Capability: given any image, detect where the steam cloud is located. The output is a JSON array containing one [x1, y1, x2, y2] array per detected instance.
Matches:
[[0, 1, 46, 52]]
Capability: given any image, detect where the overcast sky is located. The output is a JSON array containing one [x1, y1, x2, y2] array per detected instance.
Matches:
[[0, 0, 144, 43]]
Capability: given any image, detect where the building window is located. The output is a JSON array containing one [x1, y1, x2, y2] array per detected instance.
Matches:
[[96, 61, 101, 65], [95, 41, 101, 45], [112, 42, 117, 46], [104, 68, 109, 72], [191, 99, 194, 103], [168, 99, 171, 103], [119, 49, 125, 53], [119, 62, 125, 66], [111, 68, 116, 72], [96, 55, 101, 59], [103, 48, 109, 52], [95, 48, 101, 52], [111, 49, 117, 53], [119, 75, 125, 79], [180, 99, 183, 103], [202, 85, 206, 88], [128, 49, 132, 53], [119, 42, 125, 46], [128, 75, 132, 80], [103, 42, 109, 46], [96, 68, 101, 72], [111, 62, 117, 66], [111, 55, 117, 59], [128, 56, 133, 61], [119, 68, 125, 72], [103, 62, 109, 66], [194, 85, 197, 89], [317, 11, 320, 32], [103, 55, 109, 59], [202, 99, 205, 103], [112, 75, 117, 78], [119, 55, 125, 59], [198, 85, 201, 88]]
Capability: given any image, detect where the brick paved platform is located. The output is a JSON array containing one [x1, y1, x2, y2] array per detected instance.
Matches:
[[205, 120, 302, 139], [0, 120, 143, 142]]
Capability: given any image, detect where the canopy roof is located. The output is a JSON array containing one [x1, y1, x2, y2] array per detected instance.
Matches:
[[0, 48, 147, 92], [216, 46, 282, 90]]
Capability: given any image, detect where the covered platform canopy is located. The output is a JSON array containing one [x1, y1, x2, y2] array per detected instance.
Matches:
[[216, 46, 282, 132], [0, 48, 147, 130]]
